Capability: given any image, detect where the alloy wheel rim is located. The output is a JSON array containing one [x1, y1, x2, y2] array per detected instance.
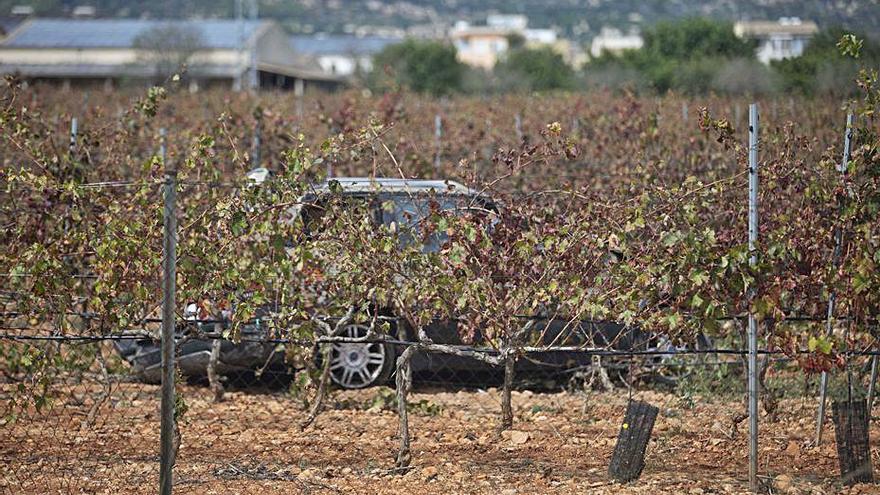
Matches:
[[328, 324, 386, 389]]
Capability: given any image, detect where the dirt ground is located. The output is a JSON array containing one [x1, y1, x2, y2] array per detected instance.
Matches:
[[3, 381, 880, 495]]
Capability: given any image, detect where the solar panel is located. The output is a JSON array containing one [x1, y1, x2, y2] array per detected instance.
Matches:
[[2, 19, 263, 49]]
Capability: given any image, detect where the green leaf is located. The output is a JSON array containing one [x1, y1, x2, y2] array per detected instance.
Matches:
[[661, 231, 681, 247], [689, 270, 709, 286], [327, 179, 343, 195], [230, 211, 248, 236]]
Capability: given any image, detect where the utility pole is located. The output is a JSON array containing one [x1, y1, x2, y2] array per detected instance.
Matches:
[[234, 0, 244, 91], [248, 0, 259, 91]]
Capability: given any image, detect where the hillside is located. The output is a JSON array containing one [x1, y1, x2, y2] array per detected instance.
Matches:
[[1, 0, 878, 41]]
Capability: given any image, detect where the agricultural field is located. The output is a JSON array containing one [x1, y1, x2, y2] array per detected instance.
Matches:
[[1, 64, 879, 494], [2, 380, 880, 494]]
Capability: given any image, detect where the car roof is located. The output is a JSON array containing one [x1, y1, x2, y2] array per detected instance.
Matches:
[[312, 177, 479, 195]]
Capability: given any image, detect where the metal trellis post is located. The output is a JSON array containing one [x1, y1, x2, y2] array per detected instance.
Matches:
[[69, 117, 78, 158], [747, 103, 760, 493], [294, 78, 304, 118], [159, 128, 177, 495], [252, 121, 261, 167], [434, 114, 442, 171], [816, 113, 854, 445], [515, 113, 522, 142]]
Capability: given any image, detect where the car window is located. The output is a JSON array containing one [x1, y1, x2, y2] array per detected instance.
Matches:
[[301, 195, 371, 239], [380, 194, 494, 252]]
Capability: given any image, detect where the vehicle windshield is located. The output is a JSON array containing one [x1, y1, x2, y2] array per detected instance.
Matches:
[[380, 194, 491, 252], [300, 192, 495, 252]]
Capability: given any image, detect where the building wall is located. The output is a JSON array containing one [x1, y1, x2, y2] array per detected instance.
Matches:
[[590, 29, 644, 58], [453, 34, 508, 69], [316, 54, 370, 76], [755, 36, 809, 64], [256, 25, 310, 70], [0, 47, 241, 66]]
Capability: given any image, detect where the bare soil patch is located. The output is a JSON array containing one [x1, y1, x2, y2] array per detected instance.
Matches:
[[3, 382, 880, 494]]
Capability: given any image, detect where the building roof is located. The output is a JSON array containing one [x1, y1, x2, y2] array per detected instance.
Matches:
[[0, 17, 25, 37], [1, 18, 264, 49], [450, 26, 513, 38], [734, 19, 819, 38], [288, 35, 400, 56]]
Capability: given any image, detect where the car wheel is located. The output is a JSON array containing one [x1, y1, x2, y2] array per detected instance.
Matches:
[[326, 323, 395, 389]]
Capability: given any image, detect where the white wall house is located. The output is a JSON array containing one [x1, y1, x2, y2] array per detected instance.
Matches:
[[450, 15, 578, 69], [451, 23, 511, 69], [0, 18, 342, 90], [590, 27, 643, 58], [734, 17, 819, 64]]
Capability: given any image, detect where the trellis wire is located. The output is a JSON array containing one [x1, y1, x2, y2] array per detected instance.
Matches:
[[6, 331, 880, 357], [2, 105, 874, 492]]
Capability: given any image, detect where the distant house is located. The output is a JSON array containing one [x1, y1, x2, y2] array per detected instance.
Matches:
[[451, 14, 581, 69], [288, 34, 400, 76], [450, 23, 514, 69], [0, 18, 344, 90], [590, 27, 643, 58], [734, 17, 819, 64]]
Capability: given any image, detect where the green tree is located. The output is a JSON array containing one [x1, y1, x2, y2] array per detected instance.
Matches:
[[772, 27, 880, 94], [642, 17, 754, 60], [132, 24, 205, 83], [370, 40, 465, 96], [587, 17, 757, 93], [495, 46, 574, 92]]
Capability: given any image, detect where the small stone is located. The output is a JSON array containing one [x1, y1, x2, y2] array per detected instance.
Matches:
[[298, 468, 321, 480], [506, 430, 530, 445], [775, 474, 799, 494], [421, 466, 439, 480]]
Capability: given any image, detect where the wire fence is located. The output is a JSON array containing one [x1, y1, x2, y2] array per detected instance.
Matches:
[[3, 328, 880, 493], [3, 100, 879, 494]]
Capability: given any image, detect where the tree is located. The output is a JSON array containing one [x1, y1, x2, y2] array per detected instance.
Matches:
[[495, 46, 574, 92], [772, 27, 880, 94], [133, 24, 205, 83], [586, 17, 757, 93], [642, 17, 754, 60], [370, 40, 465, 96], [711, 58, 779, 95]]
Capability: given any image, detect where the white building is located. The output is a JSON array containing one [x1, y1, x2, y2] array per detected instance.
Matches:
[[590, 27, 643, 58], [486, 14, 528, 31], [451, 15, 571, 69], [0, 18, 342, 90], [289, 34, 400, 76], [734, 17, 819, 64]]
